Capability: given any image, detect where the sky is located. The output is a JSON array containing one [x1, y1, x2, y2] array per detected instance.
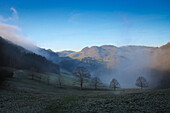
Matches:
[[0, 0, 170, 51]]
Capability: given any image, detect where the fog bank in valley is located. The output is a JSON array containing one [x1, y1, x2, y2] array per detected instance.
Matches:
[[99, 47, 154, 88]]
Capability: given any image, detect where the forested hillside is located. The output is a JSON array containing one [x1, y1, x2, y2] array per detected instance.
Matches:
[[0, 37, 60, 74]]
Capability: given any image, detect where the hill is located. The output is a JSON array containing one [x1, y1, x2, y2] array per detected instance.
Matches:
[[150, 42, 170, 88], [160, 42, 170, 49], [0, 36, 60, 73], [61, 45, 155, 69], [58, 50, 75, 57]]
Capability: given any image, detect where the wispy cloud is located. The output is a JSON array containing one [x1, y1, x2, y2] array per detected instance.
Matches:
[[0, 23, 35, 51], [0, 7, 18, 23], [0, 7, 36, 51]]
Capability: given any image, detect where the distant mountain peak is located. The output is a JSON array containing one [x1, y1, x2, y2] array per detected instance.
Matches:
[[100, 45, 117, 48], [47, 49, 54, 52], [81, 45, 117, 52], [81, 47, 90, 52]]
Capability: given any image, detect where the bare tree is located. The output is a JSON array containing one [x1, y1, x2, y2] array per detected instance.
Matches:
[[91, 77, 102, 90], [136, 76, 148, 89], [73, 67, 91, 90], [110, 78, 120, 91]]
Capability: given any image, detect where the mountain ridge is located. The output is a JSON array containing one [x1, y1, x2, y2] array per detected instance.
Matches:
[[59, 45, 156, 69]]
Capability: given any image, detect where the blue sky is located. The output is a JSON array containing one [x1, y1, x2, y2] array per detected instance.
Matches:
[[0, 0, 170, 51]]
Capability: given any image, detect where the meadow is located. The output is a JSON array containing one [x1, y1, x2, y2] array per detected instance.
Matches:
[[0, 68, 170, 113]]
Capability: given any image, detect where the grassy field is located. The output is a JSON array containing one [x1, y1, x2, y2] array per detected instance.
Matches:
[[0, 68, 170, 113]]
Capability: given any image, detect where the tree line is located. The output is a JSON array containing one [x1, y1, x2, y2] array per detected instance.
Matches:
[[1, 65, 148, 90], [47, 66, 148, 90]]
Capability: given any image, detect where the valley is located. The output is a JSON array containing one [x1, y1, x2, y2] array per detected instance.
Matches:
[[0, 33, 170, 113], [0, 1, 170, 112]]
